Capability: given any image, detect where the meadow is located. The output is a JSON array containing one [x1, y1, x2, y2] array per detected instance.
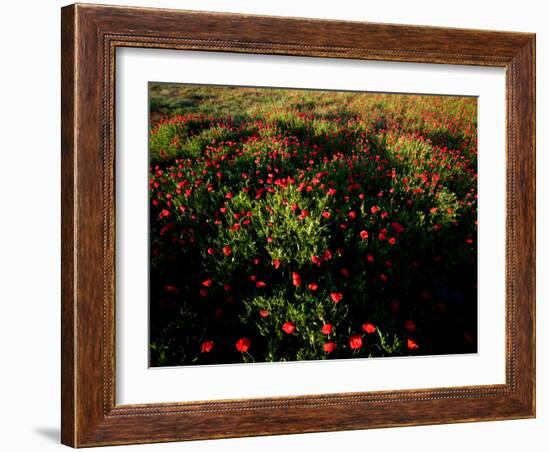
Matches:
[[148, 83, 478, 366]]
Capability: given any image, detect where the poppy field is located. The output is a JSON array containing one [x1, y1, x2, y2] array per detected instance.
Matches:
[[148, 83, 478, 366]]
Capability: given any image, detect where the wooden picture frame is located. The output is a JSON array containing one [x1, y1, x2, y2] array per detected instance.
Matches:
[[61, 3, 535, 447]]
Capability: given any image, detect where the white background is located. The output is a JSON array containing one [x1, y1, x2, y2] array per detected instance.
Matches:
[[0, 1, 546, 451], [117, 49, 506, 404]]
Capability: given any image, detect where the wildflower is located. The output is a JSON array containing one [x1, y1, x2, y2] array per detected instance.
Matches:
[[235, 337, 251, 352], [404, 320, 416, 332], [349, 334, 363, 350], [282, 322, 296, 334], [362, 322, 377, 334], [407, 338, 419, 350], [323, 342, 337, 353], [200, 340, 214, 353], [321, 324, 333, 335]]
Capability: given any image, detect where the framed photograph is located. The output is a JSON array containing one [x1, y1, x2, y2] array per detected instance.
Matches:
[[61, 3, 535, 447]]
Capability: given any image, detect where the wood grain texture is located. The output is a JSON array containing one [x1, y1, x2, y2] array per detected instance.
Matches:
[[60, 5, 76, 447], [61, 3, 536, 447]]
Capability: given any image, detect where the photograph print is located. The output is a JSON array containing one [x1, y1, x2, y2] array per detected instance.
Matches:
[[148, 83, 478, 367]]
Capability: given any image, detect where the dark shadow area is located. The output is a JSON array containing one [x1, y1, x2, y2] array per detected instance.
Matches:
[[34, 427, 60, 443]]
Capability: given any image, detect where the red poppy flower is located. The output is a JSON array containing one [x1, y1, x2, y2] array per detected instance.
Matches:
[[430, 207, 438, 214], [222, 245, 232, 256], [321, 324, 333, 335], [282, 322, 296, 334], [235, 337, 251, 352], [255, 280, 266, 288], [349, 334, 363, 350], [322, 211, 331, 219], [327, 188, 337, 196], [308, 283, 319, 291], [292, 272, 302, 287], [362, 322, 377, 334], [420, 291, 433, 301], [272, 259, 281, 269], [298, 209, 309, 220], [391, 222, 404, 233], [259, 310, 270, 318], [404, 320, 416, 332], [370, 205, 380, 214], [348, 211, 357, 220], [360, 230, 369, 240], [160, 222, 174, 236], [330, 292, 343, 303], [159, 209, 170, 218], [366, 254, 375, 263], [207, 248, 216, 255], [390, 299, 400, 312], [201, 279, 213, 287], [200, 340, 214, 353], [323, 341, 337, 353], [388, 237, 397, 245], [407, 337, 419, 350]]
